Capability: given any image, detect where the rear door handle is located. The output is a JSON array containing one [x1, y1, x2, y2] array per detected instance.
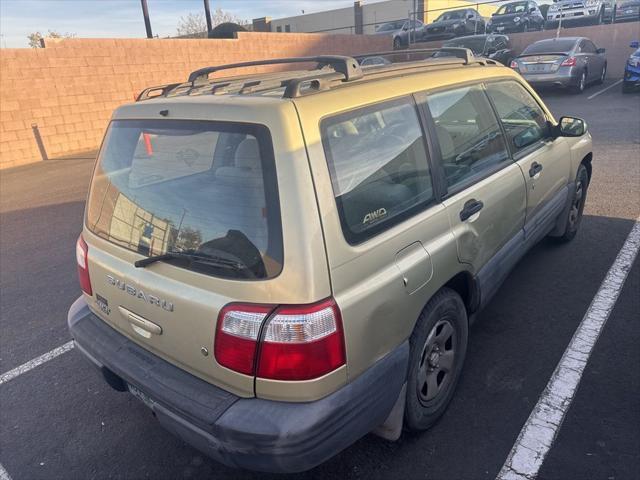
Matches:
[[459, 199, 484, 221], [529, 162, 543, 178]]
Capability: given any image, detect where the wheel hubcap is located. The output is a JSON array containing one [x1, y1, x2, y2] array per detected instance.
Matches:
[[417, 320, 456, 403]]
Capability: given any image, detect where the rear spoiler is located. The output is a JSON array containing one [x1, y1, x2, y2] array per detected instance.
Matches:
[[518, 52, 570, 57]]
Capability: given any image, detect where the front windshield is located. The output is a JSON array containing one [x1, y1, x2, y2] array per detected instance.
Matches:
[[377, 21, 405, 31], [444, 37, 488, 54], [496, 2, 528, 14], [436, 10, 466, 21]]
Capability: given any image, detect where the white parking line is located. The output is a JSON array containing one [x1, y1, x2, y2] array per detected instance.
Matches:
[[587, 79, 623, 100], [497, 219, 640, 480], [0, 462, 13, 480], [0, 341, 74, 386]]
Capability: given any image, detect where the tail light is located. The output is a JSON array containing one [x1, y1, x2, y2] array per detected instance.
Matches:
[[76, 234, 92, 295], [214, 298, 346, 381], [561, 57, 577, 67], [510, 60, 518, 69], [214, 304, 272, 375]]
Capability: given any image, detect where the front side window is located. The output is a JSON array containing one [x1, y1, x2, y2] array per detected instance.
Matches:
[[423, 85, 509, 190], [486, 81, 549, 152], [321, 98, 434, 244], [86, 120, 282, 280]]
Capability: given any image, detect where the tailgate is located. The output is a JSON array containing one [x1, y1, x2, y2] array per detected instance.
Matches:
[[81, 101, 332, 398]]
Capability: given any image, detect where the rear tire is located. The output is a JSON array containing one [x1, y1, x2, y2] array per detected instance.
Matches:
[[404, 288, 468, 431], [572, 70, 587, 94], [553, 164, 589, 243], [393, 37, 402, 50], [597, 63, 607, 84]]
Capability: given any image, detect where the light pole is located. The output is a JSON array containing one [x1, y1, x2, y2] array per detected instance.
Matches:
[[204, 0, 214, 38], [141, 0, 153, 39]]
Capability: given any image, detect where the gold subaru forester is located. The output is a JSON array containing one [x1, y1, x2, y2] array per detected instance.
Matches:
[[68, 49, 592, 473]]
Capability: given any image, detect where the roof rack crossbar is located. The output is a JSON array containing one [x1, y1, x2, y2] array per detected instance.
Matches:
[[355, 47, 476, 64], [188, 55, 363, 84], [137, 82, 183, 101]]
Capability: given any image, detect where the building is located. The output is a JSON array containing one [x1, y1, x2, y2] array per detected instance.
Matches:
[[252, 0, 499, 35]]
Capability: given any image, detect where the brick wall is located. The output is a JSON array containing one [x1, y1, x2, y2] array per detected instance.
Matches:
[[0, 32, 390, 169]]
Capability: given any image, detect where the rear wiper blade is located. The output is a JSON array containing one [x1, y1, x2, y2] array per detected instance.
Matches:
[[134, 251, 245, 270]]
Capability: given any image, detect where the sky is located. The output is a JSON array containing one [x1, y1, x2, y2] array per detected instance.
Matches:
[[0, 0, 357, 48]]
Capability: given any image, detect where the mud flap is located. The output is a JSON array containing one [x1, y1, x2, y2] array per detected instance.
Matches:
[[372, 383, 406, 441]]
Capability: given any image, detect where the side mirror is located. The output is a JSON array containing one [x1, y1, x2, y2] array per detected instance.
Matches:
[[467, 13, 474, 19], [630, 41, 639, 49], [557, 116, 587, 137], [596, 47, 605, 54], [402, 25, 409, 31], [530, 7, 536, 12]]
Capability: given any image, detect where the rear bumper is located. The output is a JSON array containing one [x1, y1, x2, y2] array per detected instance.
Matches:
[[521, 68, 579, 88], [68, 297, 409, 473]]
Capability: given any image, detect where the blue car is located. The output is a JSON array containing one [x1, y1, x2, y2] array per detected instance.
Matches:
[[623, 41, 640, 93]]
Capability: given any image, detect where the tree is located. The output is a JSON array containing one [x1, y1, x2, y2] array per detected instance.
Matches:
[[27, 30, 75, 48], [176, 8, 248, 37]]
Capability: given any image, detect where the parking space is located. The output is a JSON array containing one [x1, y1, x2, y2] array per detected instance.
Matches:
[[0, 84, 638, 480]]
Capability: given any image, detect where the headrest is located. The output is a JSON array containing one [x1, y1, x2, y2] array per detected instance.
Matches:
[[235, 138, 260, 170]]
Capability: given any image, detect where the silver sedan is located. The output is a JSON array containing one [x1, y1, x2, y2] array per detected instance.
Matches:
[[510, 36, 607, 93]]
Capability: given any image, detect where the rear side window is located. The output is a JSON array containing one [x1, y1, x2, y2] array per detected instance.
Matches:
[[321, 97, 434, 244], [86, 120, 282, 280], [522, 39, 576, 54], [486, 81, 549, 152], [422, 85, 509, 190]]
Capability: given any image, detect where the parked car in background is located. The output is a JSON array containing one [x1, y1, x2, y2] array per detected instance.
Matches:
[[545, 0, 614, 27], [374, 19, 426, 49], [614, 0, 640, 21], [623, 40, 640, 92], [487, 1, 545, 32], [359, 55, 392, 66], [439, 34, 514, 65], [424, 9, 486, 40], [510, 37, 607, 93]]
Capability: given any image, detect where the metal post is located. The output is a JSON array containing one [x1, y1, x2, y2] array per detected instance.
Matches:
[[140, 0, 153, 39], [204, 0, 213, 38], [557, 2, 563, 38], [31, 124, 48, 161]]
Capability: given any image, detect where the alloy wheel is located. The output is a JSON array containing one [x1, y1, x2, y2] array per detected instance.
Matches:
[[579, 72, 586, 92]]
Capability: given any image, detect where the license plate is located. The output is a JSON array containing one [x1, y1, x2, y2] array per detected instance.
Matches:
[[527, 65, 547, 72], [128, 384, 155, 409], [496, 26, 505, 31], [625, 9, 634, 13]]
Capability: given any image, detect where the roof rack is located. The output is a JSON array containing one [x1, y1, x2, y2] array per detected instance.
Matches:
[[354, 47, 476, 64], [135, 48, 486, 102], [187, 55, 363, 84]]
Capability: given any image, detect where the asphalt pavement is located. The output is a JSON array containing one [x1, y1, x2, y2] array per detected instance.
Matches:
[[0, 78, 638, 480]]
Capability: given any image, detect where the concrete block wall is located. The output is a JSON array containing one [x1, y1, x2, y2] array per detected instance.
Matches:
[[0, 32, 390, 169]]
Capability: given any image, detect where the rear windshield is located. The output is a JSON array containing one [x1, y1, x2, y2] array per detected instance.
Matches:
[[86, 119, 283, 280], [522, 39, 576, 55], [436, 10, 466, 21], [496, 2, 527, 14]]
